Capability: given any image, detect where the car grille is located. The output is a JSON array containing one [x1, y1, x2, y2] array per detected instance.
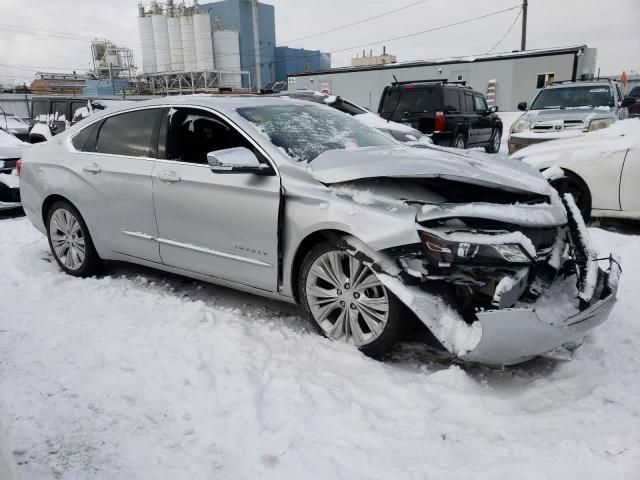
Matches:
[[532, 120, 584, 132]]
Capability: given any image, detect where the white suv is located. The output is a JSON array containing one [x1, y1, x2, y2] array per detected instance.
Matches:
[[508, 79, 635, 154]]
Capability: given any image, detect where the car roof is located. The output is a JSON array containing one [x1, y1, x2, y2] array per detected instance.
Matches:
[[67, 94, 327, 125], [543, 81, 615, 90]]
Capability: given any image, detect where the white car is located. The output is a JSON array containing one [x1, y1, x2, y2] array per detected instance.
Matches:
[[511, 119, 640, 220], [0, 129, 30, 210]]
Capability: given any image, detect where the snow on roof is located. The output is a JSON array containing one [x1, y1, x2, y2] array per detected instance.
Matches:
[[291, 45, 588, 77]]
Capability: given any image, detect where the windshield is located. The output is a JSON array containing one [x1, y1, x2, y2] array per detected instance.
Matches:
[[379, 87, 442, 115], [237, 104, 397, 162], [530, 85, 614, 109]]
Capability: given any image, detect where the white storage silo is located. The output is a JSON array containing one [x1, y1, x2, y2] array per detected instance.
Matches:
[[214, 29, 242, 89], [193, 13, 214, 71], [152, 14, 171, 73], [138, 15, 157, 74], [167, 16, 184, 72], [180, 15, 197, 72]]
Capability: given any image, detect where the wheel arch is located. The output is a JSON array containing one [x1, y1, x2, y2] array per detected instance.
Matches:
[[289, 228, 353, 304], [41, 194, 78, 225], [544, 166, 593, 216]]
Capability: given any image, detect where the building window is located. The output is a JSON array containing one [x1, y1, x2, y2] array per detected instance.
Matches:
[[536, 73, 556, 89]]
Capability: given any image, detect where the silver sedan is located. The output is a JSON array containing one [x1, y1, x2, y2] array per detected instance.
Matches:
[[19, 95, 620, 365]]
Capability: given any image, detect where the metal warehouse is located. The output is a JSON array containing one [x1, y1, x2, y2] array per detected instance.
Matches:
[[288, 45, 598, 112]]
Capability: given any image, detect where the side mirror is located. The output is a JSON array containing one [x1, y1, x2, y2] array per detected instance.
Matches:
[[517, 101, 527, 111], [489, 105, 499, 113], [621, 97, 636, 108], [207, 147, 272, 175]]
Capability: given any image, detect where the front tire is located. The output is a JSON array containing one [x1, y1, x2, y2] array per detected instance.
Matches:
[[299, 241, 404, 357], [549, 172, 592, 221], [46, 200, 101, 277]]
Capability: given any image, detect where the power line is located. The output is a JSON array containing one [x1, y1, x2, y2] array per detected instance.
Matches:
[[486, 7, 522, 54], [279, 0, 430, 45]]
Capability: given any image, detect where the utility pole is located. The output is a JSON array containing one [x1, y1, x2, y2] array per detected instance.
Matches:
[[521, 0, 528, 51]]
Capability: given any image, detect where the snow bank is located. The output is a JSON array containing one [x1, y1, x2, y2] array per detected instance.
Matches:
[[0, 218, 639, 479]]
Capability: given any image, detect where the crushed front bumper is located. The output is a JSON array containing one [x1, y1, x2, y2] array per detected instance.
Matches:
[[390, 257, 619, 365]]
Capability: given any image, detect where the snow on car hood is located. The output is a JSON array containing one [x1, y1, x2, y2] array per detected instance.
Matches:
[[513, 118, 640, 164], [309, 146, 552, 196]]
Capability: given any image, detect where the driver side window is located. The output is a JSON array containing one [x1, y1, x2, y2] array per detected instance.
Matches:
[[165, 107, 258, 165]]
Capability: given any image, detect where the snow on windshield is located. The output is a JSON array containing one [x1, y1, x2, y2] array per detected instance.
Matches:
[[237, 104, 397, 162]]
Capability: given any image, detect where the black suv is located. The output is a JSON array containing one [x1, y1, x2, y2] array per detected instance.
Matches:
[[378, 80, 503, 153]]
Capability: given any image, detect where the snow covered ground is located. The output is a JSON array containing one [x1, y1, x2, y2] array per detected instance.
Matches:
[[1, 217, 639, 479]]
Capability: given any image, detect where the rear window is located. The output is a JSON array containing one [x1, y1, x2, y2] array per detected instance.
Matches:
[[31, 100, 48, 122], [443, 89, 461, 112], [629, 86, 640, 98], [379, 87, 442, 115], [95, 109, 161, 157], [72, 122, 100, 152]]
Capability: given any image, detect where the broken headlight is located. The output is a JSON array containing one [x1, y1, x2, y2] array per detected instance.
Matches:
[[419, 231, 532, 268]]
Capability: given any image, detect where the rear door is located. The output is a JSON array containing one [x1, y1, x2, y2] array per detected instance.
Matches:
[[69, 107, 164, 262], [472, 94, 492, 144], [50, 100, 68, 135], [152, 107, 281, 291], [462, 92, 477, 143]]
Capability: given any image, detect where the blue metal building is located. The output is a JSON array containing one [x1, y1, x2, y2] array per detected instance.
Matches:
[[274, 47, 331, 82], [198, 0, 276, 89]]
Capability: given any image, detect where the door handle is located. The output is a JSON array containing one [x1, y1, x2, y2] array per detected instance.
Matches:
[[157, 170, 181, 183], [82, 163, 102, 174]]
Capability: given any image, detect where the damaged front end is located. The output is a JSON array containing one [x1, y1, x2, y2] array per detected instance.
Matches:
[[350, 194, 620, 366]]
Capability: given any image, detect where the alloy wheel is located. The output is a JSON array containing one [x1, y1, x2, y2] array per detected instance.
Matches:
[[305, 250, 389, 346], [49, 208, 86, 270]]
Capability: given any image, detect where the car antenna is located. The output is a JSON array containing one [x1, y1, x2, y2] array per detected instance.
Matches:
[[386, 75, 402, 123]]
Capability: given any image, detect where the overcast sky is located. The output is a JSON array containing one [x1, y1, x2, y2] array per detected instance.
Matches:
[[0, 0, 638, 85]]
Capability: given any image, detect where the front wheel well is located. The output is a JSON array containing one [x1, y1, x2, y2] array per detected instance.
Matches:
[[290, 229, 351, 303]]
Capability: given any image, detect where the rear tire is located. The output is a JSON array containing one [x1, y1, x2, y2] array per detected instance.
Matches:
[[453, 133, 467, 149], [484, 129, 502, 153], [299, 241, 404, 357], [46, 200, 101, 277]]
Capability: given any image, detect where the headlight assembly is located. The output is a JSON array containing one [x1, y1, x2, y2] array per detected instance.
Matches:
[[588, 118, 613, 132], [510, 119, 531, 133], [419, 231, 532, 268]]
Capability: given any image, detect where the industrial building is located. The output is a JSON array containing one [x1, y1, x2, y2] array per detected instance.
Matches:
[[137, 0, 331, 92], [274, 47, 331, 83], [288, 45, 598, 112], [29, 72, 86, 95], [84, 39, 137, 96]]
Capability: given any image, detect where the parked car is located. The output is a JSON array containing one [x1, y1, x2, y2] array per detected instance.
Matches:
[[28, 97, 133, 143], [0, 113, 29, 142], [0, 128, 30, 210], [19, 96, 619, 365], [626, 86, 640, 118], [508, 79, 635, 154], [377, 79, 503, 153], [511, 118, 640, 220], [273, 90, 429, 143]]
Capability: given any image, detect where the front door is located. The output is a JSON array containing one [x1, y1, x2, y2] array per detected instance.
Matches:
[[152, 107, 281, 291], [69, 107, 164, 262]]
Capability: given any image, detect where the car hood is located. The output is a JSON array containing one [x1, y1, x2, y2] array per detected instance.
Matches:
[[523, 107, 614, 124], [513, 118, 640, 162], [308, 146, 552, 196]]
